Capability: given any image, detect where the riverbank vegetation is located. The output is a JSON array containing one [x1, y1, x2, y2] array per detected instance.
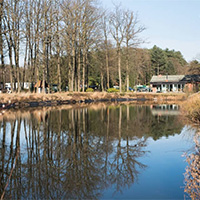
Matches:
[[181, 93, 200, 124], [0, 91, 187, 107], [0, 0, 197, 94]]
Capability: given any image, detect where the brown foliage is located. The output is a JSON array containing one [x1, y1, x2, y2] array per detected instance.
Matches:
[[184, 132, 200, 200], [181, 93, 200, 124]]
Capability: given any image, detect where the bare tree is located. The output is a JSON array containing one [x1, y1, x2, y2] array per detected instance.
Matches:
[[41, 0, 48, 93], [1, 0, 148, 94], [40, 0, 56, 93], [55, 0, 62, 92], [4, 0, 24, 93], [0, 0, 5, 89], [12, 0, 23, 93], [109, 4, 126, 93], [102, 14, 110, 89], [124, 10, 145, 91], [60, 0, 71, 91], [3, 12, 14, 92], [71, 1, 79, 92], [82, 0, 103, 91], [61, 0, 78, 92], [61, 0, 101, 92], [77, 1, 83, 92]]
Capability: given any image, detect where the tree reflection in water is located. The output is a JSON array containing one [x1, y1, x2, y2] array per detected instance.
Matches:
[[184, 131, 200, 200], [0, 104, 183, 199], [109, 106, 147, 194]]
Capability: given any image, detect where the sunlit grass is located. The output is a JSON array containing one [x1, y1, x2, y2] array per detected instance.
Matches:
[[181, 93, 200, 124], [0, 91, 187, 104]]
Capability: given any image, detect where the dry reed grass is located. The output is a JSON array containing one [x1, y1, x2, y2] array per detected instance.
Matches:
[[181, 93, 200, 124], [0, 91, 187, 104]]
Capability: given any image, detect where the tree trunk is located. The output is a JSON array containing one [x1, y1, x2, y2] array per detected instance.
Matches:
[[117, 45, 122, 93], [106, 48, 109, 89], [0, 0, 4, 89], [126, 47, 129, 92], [82, 49, 86, 92], [101, 70, 104, 92], [13, 1, 21, 93], [86, 52, 88, 88], [71, 44, 75, 92], [42, 36, 46, 94], [66, 33, 72, 91], [15, 44, 20, 93], [23, 37, 28, 90], [57, 21, 61, 92], [42, 1, 47, 94], [68, 56, 72, 92], [77, 49, 81, 92], [5, 34, 14, 92], [57, 50, 61, 92], [42, 41, 46, 94]]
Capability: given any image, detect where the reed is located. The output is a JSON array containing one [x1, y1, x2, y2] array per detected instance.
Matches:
[[181, 93, 200, 124], [0, 91, 186, 104]]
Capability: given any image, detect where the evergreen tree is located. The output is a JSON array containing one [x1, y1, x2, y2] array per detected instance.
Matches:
[[150, 45, 167, 75]]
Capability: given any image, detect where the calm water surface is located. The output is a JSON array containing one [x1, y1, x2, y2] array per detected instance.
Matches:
[[0, 103, 199, 199]]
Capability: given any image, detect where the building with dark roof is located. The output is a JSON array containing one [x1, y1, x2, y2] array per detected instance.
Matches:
[[150, 75, 200, 92]]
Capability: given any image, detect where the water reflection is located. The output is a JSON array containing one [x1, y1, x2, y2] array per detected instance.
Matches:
[[151, 104, 180, 116], [0, 103, 184, 199], [184, 131, 200, 200]]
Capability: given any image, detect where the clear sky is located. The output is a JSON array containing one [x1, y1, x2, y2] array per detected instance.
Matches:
[[100, 0, 200, 62]]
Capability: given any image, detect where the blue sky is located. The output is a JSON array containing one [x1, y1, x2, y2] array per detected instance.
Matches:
[[101, 0, 200, 62]]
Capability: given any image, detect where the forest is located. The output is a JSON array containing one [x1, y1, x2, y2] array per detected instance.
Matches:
[[0, 0, 199, 93]]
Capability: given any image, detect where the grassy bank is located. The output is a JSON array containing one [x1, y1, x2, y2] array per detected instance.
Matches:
[[0, 91, 187, 104], [181, 93, 200, 124], [1, 91, 200, 125]]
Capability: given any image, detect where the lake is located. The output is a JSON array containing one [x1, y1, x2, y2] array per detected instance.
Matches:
[[0, 103, 199, 199]]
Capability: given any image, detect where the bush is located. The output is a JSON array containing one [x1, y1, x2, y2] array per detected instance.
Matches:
[[107, 88, 119, 93], [181, 93, 200, 124], [86, 88, 94, 92]]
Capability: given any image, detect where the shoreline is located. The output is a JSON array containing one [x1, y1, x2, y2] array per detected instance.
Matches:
[[0, 101, 184, 122], [0, 92, 187, 110]]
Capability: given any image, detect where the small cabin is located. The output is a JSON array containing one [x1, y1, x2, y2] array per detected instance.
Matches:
[[150, 74, 200, 93], [150, 75, 185, 92]]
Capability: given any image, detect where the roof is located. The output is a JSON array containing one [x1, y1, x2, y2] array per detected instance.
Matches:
[[150, 75, 185, 83], [181, 74, 200, 83]]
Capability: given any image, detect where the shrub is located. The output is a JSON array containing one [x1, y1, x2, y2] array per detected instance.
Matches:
[[86, 88, 94, 92], [107, 88, 119, 93], [181, 93, 200, 124]]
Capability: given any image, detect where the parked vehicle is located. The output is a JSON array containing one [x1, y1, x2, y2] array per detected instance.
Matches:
[[136, 85, 151, 92], [125, 86, 135, 91], [52, 84, 58, 92], [137, 87, 146, 92], [113, 85, 119, 90]]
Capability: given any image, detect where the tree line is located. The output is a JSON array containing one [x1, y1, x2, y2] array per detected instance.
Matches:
[[0, 0, 194, 93]]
